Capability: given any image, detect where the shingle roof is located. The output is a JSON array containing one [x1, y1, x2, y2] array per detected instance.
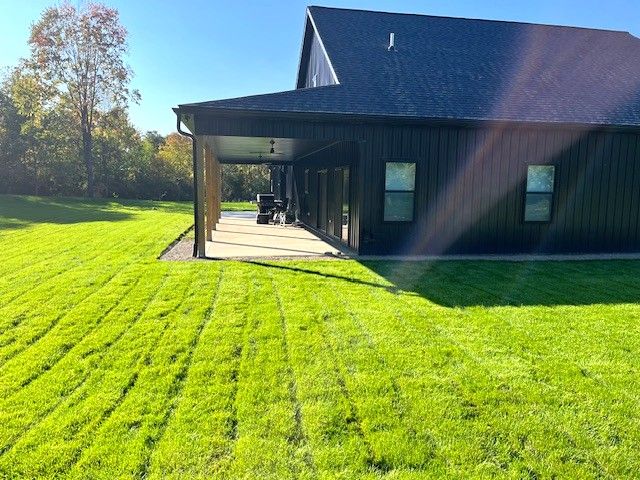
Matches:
[[181, 6, 640, 127]]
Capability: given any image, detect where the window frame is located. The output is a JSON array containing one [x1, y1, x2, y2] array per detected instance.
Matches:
[[382, 160, 417, 223], [523, 164, 556, 224]]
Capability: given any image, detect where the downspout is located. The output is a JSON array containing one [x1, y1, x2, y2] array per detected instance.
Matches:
[[176, 112, 199, 258]]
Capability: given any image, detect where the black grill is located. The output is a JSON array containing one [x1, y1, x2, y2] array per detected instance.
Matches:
[[256, 194, 275, 224]]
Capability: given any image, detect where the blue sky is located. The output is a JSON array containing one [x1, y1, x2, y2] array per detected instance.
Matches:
[[1, 0, 640, 134]]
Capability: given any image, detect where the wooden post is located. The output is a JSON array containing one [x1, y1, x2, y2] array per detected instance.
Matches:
[[214, 157, 218, 221], [216, 159, 222, 220], [204, 143, 215, 239], [211, 154, 217, 223], [210, 154, 219, 221], [194, 137, 206, 257]]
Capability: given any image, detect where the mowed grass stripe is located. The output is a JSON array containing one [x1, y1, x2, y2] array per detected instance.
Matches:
[[437, 264, 640, 476], [0, 212, 185, 350], [302, 262, 447, 475], [0, 224, 138, 305], [270, 268, 317, 477], [0, 265, 168, 410], [0, 250, 123, 335], [315, 262, 549, 476], [0, 211, 144, 270], [0, 265, 177, 467], [263, 262, 373, 478], [337, 263, 551, 476], [0, 225, 98, 273], [0, 242, 140, 334], [0, 266, 200, 479], [0, 195, 189, 259], [138, 265, 226, 479], [0, 203, 143, 271], [453, 261, 611, 306], [147, 263, 253, 479], [64, 265, 222, 479], [0, 198, 189, 304], [9, 272, 145, 393], [435, 303, 616, 473], [0, 213, 171, 275], [217, 266, 314, 480], [0, 214, 180, 316], [0, 219, 102, 263], [0, 259, 143, 371], [356, 263, 557, 476]]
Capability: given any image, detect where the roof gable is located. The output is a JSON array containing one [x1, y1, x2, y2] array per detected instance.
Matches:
[[181, 6, 640, 127], [295, 10, 339, 89]]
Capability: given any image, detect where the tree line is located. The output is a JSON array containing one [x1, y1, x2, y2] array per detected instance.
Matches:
[[0, 2, 268, 202]]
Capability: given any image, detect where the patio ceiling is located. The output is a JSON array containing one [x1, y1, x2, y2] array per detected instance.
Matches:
[[208, 135, 335, 164]]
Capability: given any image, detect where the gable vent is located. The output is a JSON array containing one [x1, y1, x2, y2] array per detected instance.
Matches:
[[388, 32, 395, 51]]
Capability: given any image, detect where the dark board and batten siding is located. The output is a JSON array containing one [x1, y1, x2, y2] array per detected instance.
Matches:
[[358, 125, 640, 254], [195, 113, 640, 255]]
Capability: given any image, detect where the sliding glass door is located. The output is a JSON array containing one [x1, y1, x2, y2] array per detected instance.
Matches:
[[341, 167, 349, 243], [316, 167, 349, 244], [317, 170, 327, 232]]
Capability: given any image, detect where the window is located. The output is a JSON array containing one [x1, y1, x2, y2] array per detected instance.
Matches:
[[304, 169, 309, 194], [384, 162, 415, 221], [524, 165, 555, 222]]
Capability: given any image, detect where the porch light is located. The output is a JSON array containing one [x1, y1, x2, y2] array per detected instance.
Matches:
[[270, 139, 275, 154]]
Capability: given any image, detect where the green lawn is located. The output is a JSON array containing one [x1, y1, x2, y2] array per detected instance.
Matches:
[[1, 194, 640, 479], [222, 201, 255, 211]]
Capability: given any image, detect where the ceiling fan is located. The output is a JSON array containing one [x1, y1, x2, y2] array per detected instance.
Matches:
[[249, 139, 284, 159]]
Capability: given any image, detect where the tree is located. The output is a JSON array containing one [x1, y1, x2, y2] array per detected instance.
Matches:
[[28, 2, 139, 197], [93, 107, 145, 198], [156, 133, 192, 181], [142, 131, 165, 153], [3, 65, 84, 197], [0, 75, 28, 194], [148, 133, 193, 200], [8, 66, 52, 195], [222, 164, 269, 201]]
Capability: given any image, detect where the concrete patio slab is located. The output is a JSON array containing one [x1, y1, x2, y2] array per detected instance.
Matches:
[[204, 214, 347, 259], [162, 213, 640, 262]]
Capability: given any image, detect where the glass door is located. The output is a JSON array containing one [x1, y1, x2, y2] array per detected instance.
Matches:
[[317, 170, 327, 233], [341, 167, 349, 243]]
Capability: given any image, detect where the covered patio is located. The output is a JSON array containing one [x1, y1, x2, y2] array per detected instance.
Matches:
[[176, 107, 358, 258], [205, 212, 346, 259]]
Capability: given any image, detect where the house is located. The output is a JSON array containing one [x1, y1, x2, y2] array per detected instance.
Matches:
[[174, 6, 640, 257]]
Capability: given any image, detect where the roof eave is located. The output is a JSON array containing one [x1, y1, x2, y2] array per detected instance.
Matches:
[[173, 105, 640, 133]]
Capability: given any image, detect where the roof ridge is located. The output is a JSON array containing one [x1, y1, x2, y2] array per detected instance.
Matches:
[[307, 5, 629, 35]]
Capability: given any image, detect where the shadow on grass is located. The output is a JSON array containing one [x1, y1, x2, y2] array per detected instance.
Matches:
[[0, 195, 134, 229], [362, 260, 640, 307], [247, 258, 640, 307], [246, 260, 403, 294]]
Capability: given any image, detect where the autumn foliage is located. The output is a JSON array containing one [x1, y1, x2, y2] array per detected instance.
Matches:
[[28, 2, 138, 197], [0, 2, 269, 201]]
